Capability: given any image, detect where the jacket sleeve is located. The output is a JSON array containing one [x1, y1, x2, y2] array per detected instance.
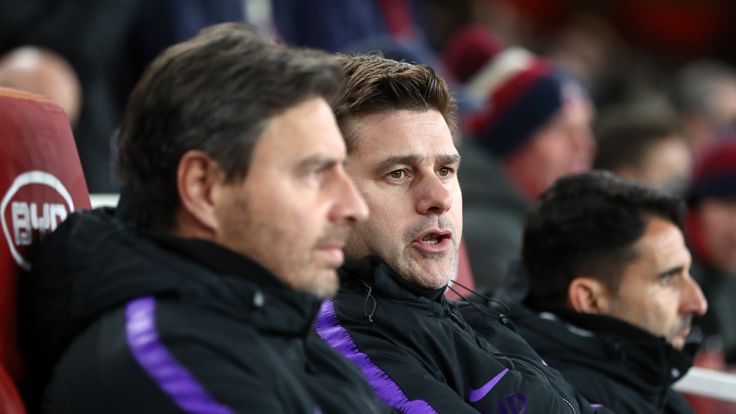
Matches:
[[131, 337, 292, 413], [43, 304, 293, 413]]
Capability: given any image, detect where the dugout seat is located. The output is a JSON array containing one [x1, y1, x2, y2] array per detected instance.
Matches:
[[0, 87, 91, 413]]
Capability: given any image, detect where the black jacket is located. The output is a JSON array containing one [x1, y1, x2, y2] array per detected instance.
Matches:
[[317, 258, 610, 413], [21, 208, 392, 414], [510, 305, 695, 414]]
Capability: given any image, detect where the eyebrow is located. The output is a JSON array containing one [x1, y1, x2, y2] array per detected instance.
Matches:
[[297, 154, 342, 171], [375, 153, 461, 171], [658, 266, 685, 278]]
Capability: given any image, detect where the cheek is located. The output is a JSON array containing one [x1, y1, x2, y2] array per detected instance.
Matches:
[[451, 189, 463, 237], [363, 203, 399, 238], [255, 190, 323, 245], [650, 295, 676, 319], [531, 134, 572, 168], [702, 213, 736, 257]]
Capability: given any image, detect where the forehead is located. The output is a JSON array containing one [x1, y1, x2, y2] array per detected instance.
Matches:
[[347, 110, 456, 162], [621, 217, 690, 282], [255, 97, 345, 162], [637, 217, 688, 261]]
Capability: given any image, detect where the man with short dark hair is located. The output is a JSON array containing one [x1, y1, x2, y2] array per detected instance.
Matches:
[[316, 54, 608, 413], [502, 171, 707, 413], [22, 24, 393, 413]]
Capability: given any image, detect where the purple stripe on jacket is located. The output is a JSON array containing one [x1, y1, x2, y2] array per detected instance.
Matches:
[[125, 296, 234, 414], [315, 298, 437, 414]]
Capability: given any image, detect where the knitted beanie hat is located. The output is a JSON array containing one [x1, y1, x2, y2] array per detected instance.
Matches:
[[441, 24, 504, 84], [441, 25, 580, 157], [687, 139, 736, 205], [465, 47, 568, 157]]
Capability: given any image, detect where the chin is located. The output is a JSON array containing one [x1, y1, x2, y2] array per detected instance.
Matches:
[[307, 271, 340, 299], [670, 338, 685, 351], [413, 271, 450, 290]]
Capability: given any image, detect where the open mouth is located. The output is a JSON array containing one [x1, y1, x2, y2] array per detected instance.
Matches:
[[412, 229, 453, 253]]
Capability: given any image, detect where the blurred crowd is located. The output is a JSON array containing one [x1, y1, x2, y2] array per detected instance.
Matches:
[[3, 0, 736, 406]]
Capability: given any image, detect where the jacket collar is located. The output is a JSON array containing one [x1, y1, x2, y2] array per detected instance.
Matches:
[[69, 209, 322, 337], [340, 256, 447, 303], [531, 305, 693, 387]]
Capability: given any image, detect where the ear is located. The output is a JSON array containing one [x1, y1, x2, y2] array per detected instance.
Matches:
[[176, 150, 223, 234], [567, 277, 610, 314]]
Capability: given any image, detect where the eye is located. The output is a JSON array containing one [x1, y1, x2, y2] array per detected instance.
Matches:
[[308, 168, 326, 182], [388, 170, 406, 179], [437, 167, 454, 178], [384, 168, 413, 184], [660, 272, 676, 286]]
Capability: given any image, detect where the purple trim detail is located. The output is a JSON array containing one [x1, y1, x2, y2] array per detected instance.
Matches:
[[466, 368, 509, 402], [315, 299, 437, 413], [125, 296, 234, 414], [591, 403, 604, 410]]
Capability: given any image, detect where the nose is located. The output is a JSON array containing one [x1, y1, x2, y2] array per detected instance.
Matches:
[[567, 126, 594, 167], [415, 173, 452, 215], [563, 103, 595, 169], [331, 166, 369, 223], [681, 274, 708, 317]]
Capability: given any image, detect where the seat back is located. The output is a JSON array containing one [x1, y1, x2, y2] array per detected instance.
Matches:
[[0, 87, 91, 411]]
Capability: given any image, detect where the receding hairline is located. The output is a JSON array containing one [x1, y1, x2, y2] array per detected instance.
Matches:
[[340, 108, 456, 154]]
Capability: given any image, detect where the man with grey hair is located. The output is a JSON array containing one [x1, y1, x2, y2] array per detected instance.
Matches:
[[23, 24, 392, 414]]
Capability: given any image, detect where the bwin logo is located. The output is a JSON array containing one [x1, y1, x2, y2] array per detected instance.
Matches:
[[1, 171, 75, 270]]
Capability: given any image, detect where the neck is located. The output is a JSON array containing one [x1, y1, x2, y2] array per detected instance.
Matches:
[[170, 209, 216, 241]]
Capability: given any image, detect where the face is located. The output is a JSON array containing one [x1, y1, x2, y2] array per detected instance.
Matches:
[[602, 217, 708, 349], [637, 136, 691, 192], [344, 110, 462, 289], [699, 199, 736, 273], [506, 94, 595, 197], [213, 98, 368, 298]]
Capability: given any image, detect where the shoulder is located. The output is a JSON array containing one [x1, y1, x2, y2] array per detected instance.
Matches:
[[45, 296, 291, 412]]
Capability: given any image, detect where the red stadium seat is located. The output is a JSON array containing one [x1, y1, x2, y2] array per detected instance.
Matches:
[[0, 366, 25, 414], [0, 87, 91, 411]]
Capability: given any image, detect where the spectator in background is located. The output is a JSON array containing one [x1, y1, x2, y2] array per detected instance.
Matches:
[[594, 106, 691, 195], [686, 140, 736, 365], [272, 0, 393, 52], [443, 25, 595, 290], [0, 47, 81, 123], [0, 0, 244, 193], [0, 0, 137, 192], [673, 61, 736, 158], [22, 24, 393, 414], [498, 171, 706, 413]]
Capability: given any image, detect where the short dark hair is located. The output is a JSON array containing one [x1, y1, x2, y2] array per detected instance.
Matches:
[[332, 54, 457, 152], [117, 23, 342, 230], [594, 109, 683, 172], [523, 171, 685, 308]]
